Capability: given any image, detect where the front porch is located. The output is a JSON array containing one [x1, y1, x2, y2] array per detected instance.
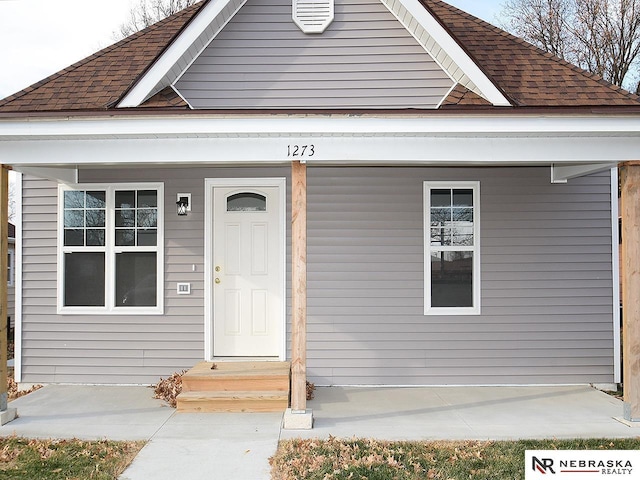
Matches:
[[4, 384, 637, 479]]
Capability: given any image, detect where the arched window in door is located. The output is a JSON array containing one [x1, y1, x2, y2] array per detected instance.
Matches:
[[226, 192, 267, 212]]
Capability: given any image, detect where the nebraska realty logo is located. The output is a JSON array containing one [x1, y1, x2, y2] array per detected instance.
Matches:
[[525, 451, 640, 479]]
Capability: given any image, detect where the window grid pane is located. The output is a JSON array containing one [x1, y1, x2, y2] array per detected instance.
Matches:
[[64, 252, 105, 307], [430, 188, 474, 247], [115, 252, 157, 307], [63, 190, 106, 247], [115, 189, 158, 247], [431, 251, 473, 308]]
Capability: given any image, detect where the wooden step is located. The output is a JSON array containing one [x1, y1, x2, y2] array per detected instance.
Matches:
[[177, 361, 291, 413], [177, 390, 289, 413], [181, 361, 290, 392]]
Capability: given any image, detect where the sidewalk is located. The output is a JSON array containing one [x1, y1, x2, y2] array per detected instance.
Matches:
[[0, 384, 638, 480], [0, 385, 280, 480]]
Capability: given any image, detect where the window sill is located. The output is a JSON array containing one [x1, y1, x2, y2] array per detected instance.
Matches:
[[57, 306, 164, 315], [424, 306, 481, 316]]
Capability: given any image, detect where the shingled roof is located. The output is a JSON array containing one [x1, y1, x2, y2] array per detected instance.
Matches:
[[0, 0, 638, 113], [0, 2, 205, 112], [423, 0, 639, 107]]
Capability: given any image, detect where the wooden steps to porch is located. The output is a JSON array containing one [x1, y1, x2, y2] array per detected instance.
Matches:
[[176, 361, 290, 413]]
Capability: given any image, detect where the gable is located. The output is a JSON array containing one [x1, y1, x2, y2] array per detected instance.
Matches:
[[0, 0, 638, 113], [174, 0, 455, 109]]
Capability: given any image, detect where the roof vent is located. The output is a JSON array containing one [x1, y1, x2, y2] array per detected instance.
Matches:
[[293, 0, 334, 34]]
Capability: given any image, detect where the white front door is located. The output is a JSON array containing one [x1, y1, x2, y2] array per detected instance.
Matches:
[[211, 184, 283, 357]]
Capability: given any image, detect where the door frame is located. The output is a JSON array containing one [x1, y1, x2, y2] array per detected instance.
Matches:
[[204, 177, 287, 361]]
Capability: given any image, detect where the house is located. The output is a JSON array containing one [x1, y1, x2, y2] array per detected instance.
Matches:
[[1, 0, 640, 424]]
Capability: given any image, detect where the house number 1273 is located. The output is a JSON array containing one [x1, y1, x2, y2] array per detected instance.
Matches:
[[287, 144, 315, 158]]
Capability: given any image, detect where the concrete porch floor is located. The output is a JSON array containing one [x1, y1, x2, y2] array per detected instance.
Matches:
[[0, 385, 638, 480], [1, 384, 638, 441], [282, 385, 640, 441]]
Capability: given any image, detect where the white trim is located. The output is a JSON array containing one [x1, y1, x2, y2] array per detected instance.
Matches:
[[3, 116, 640, 167], [436, 82, 458, 110], [424, 181, 481, 315], [14, 172, 22, 383], [612, 167, 621, 383], [551, 163, 616, 183], [117, 0, 214, 107], [204, 181, 213, 360], [170, 0, 248, 89], [8, 115, 640, 138], [379, 0, 465, 103], [385, 0, 510, 106], [204, 177, 286, 361], [56, 183, 164, 315], [118, 0, 247, 107]]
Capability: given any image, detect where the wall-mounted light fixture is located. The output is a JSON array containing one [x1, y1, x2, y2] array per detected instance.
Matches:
[[176, 193, 191, 216]]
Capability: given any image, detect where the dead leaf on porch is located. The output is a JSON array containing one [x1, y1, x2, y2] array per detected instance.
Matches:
[[306, 381, 315, 401], [210, 363, 217, 370], [153, 370, 187, 408], [8, 370, 42, 401]]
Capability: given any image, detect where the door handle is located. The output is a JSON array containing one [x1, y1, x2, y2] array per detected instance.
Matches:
[[215, 278, 221, 284]]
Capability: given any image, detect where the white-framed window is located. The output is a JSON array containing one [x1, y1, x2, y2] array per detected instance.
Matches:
[[424, 181, 480, 315], [57, 183, 164, 315]]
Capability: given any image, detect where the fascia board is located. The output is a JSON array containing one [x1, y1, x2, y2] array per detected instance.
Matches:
[[396, 0, 511, 107], [117, 0, 239, 108], [1, 115, 639, 137]]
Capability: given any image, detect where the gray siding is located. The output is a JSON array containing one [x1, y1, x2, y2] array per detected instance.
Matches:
[[19, 166, 615, 386], [305, 167, 615, 385], [175, 0, 454, 109], [20, 168, 291, 385]]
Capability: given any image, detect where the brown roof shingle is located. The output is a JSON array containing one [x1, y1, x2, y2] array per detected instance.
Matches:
[[441, 84, 493, 108], [422, 0, 640, 106], [0, 1, 206, 112], [140, 86, 190, 108]]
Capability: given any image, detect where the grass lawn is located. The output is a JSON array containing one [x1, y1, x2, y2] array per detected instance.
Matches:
[[0, 437, 144, 480], [270, 437, 640, 480]]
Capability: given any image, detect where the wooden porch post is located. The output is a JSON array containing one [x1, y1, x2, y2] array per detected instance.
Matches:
[[284, 160, 312, 429], [291, 160, 307, 412], [621, 162, 640, 422], [0, 165, 16, 424]]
